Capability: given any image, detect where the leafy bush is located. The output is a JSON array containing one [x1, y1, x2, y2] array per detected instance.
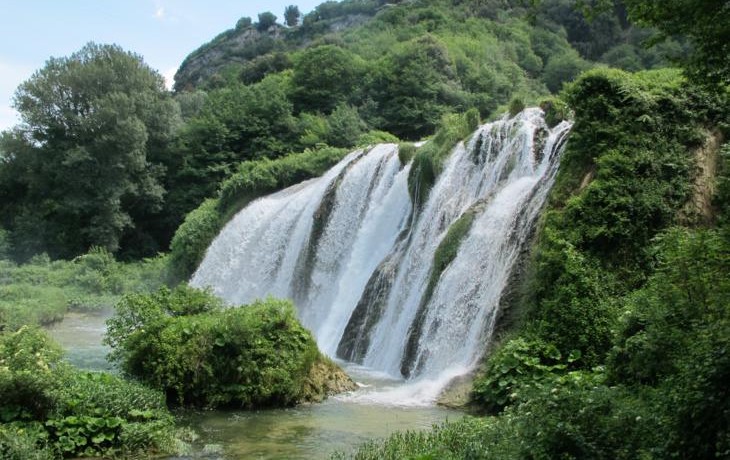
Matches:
[[0, 249, 167, 330], [106, 286, 345, 408], [217, 146, 349, 217], [0, 422, 53, 460], [607, 228, 730, 458], [397, 142, 417, 166], [0, 327, 62, 422], [472, 336, 578, 413], [0, 327, 181, 458], [507, 97, 525, 117], [357, 130, 399, 147], [539, 96, 571, 128]]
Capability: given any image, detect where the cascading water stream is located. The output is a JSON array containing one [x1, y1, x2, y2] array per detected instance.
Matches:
[[192, 109, 571, 405]]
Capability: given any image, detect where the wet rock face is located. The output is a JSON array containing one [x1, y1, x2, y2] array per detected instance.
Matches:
[[336, 253, 399, 362]]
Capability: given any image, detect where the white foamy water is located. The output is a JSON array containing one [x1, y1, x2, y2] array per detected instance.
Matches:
[[192, 110, 571, 406]]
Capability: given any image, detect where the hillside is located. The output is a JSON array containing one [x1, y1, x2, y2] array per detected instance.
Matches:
[[174, 0, 682, 95]]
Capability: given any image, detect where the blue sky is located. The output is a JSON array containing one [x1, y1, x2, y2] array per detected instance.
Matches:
[[0, 1, 322, 130]]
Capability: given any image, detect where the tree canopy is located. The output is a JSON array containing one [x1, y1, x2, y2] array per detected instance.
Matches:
[[284, 5, 301, 27], [622, 0, 730, 86], [0, 43, 178, 259]]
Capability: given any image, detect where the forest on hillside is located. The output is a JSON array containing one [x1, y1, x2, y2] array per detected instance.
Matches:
[[1, 0, 728, 458], [0, 0, 689, 262]]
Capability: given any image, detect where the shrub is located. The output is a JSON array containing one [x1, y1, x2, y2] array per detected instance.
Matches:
[[607, 228, 730, 458], [217, 146, 349, 216], [0, 327, 62, 422], [397, 142, 417, 166], [358, 130, 399, 147], [472, 336, 578, 413], [257, 12, 277, 31], [507, 97, 525, 117], [0, 328, 180, 458], [168, 199, 222, 283], [539, 96, 571, 128], [106, 287, 344, 408]]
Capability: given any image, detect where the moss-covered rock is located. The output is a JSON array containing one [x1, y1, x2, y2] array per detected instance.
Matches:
[[300, 357, 357, 403]]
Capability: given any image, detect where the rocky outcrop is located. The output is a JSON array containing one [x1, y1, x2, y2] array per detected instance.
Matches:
[[300, 357, 357, 403], [679, 129, 724, 226], [174, 25, 288, 91], [174, 14, 374, 91]]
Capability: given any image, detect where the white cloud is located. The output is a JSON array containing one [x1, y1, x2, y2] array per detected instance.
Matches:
[[154, 6, 165, 20]]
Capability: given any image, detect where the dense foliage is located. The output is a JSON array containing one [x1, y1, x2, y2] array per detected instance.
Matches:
[[0, 249, 167, 331], [0, 43, 179, 260], [346, 44, 729, 460], [105, 286, 348, 408], [621, 0, 729, 86], [0, 327, 182, 458], [168, 145, 349, 280], [0, 0, 690, 264]]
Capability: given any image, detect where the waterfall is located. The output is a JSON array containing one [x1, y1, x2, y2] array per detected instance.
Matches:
[[191, 109, 571, 404]]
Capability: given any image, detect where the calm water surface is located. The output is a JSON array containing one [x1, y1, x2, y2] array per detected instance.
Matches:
[[47, 311, 461, 459]]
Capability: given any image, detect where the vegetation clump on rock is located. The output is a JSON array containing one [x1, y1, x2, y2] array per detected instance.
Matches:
[[105, 285, 355, 409]]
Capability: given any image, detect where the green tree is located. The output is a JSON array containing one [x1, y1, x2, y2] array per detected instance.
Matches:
[[291, 45, 361, 114], [236, 16, 252, 29], [543, 49, 591, 93], [369, 35, 466, 139], [257, 11, 278, 31], [621, 0, 729, 86], [0, 43, 178, 259], [167, 75, 296, 225], [284, 5, 301, 27]]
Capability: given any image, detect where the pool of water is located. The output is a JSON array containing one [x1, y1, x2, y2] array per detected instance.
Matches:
[[46, 312, 462, 459], [46, 310, 114, 371], [177, 397, 456, 459]]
